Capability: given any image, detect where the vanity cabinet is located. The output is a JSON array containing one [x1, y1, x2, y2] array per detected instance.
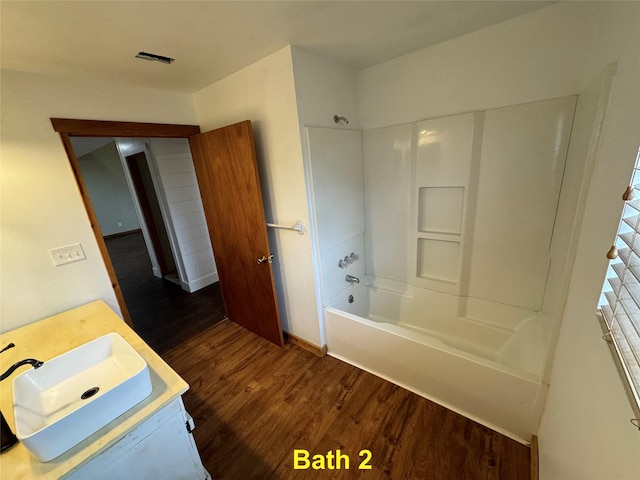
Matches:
[[0, 301, 210, 480], [65, 397, 209, 480]]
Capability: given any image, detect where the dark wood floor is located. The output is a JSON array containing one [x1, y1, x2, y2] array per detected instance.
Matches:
[[106, 232, 530, 479], [163, 320, 531, 480], [104, 231, 227, 354]]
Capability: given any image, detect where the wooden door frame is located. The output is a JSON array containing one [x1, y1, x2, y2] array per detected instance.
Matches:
[[51, 118, 201, 328]]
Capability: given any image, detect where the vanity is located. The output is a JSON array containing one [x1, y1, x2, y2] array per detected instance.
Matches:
[[0, 300, 210, 479]]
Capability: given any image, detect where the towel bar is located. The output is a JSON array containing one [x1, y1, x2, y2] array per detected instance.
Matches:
[[266, 220, 305, 235]]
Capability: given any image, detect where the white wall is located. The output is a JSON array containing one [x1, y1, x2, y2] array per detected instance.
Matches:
[[291, 46, 360, 130], [538, 3, 640, 480], [147, 139, 218, 292], [0, 46, 352, 347], [0, 69, 198, 332], [116, 138, 218, 292], [76, 141, 140, 236], [357, 1, 598, 130], [192, 46, 322, 346]]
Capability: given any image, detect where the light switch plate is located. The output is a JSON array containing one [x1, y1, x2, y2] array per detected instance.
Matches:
[[49, 243, 86, 266]]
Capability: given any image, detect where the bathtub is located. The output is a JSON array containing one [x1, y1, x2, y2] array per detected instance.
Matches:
[[325, 280, 551, 443]]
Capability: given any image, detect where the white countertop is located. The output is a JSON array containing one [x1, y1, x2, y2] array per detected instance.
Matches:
[[0, 300, 189, 479]]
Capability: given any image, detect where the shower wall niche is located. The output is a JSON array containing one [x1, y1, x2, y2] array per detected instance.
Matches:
[[364, 113, 478, 297], [364, 95, 577, 324]]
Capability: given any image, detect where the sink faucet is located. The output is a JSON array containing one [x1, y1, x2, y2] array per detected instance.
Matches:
[[0, 343, 44, 382], [1, 359, 44, 382], [0, 342, 43, 452], [345, 274, 360, 284]]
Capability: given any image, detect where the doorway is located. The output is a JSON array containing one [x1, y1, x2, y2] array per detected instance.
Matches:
[[71, 135, 227, 353], [124, 150, 177, 282], [51, 118, 203, 327], [52, 117, 284, 351], [105, 231, 226, 353]]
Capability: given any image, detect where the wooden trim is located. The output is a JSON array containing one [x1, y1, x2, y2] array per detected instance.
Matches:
[[283, 332, 327, 357], [57, 132, 134, 329], [52, 117, 203, 333], [531, 434, 539, 480], [51, 118, 201, 138]]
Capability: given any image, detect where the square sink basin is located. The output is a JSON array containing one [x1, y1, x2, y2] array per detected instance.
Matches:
[[12, 332, 152, 462]]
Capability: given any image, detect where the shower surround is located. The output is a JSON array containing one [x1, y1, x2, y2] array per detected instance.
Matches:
[[306, 95, 581, 441]]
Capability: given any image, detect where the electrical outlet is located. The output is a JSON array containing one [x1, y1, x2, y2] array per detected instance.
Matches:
[[49, 243, 86, 266]]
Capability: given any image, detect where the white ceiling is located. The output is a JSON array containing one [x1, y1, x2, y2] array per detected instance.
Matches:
[[1, 1, 553, 93]]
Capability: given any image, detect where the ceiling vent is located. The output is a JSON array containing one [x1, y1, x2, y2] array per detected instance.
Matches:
[[135, 51, 174, 64]]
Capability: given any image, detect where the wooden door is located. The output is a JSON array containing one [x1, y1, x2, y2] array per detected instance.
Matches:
[[189, 121, 283, 346]]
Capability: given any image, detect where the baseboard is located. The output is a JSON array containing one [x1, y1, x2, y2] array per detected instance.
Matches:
[[103, 228, 142, 239], [152, 266, 162, 279], [283, 332, 327, 357], [181, 272, 219, 293], [531, 434, 539, 480]]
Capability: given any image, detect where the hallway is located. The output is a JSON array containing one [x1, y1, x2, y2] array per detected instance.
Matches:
[[104, 231, 227, 354]]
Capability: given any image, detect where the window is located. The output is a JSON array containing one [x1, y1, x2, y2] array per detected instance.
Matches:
[[599, 147, 640, 413]]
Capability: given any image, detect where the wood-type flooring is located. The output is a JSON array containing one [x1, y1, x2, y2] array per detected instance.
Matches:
[[104, 231, 227, 354], [163, 320, 532, 480]]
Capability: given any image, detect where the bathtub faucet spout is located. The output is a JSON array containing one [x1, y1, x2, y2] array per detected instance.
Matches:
[[345, 274, 360, 284]]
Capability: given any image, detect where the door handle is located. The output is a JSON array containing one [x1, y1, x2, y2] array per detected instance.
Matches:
[[257, 254, 274, 264]]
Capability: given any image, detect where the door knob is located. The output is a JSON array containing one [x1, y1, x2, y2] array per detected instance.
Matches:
[[257, 254, 274, 264]]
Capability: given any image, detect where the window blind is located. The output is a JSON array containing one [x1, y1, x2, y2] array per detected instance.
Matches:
[[599, 148, 640, 411]]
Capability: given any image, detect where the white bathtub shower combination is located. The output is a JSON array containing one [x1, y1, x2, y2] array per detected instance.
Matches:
[[326, 280, 551, 441], [306, 95, 587, 442], [337, 277, 551, 375]]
